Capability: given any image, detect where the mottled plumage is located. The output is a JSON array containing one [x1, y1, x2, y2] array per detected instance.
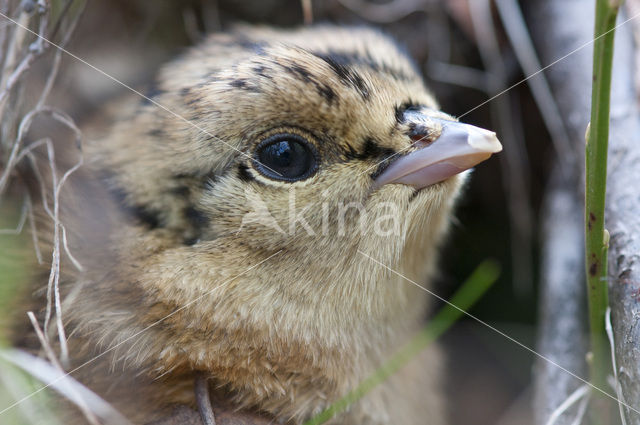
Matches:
[[18, 25, 501, 425]]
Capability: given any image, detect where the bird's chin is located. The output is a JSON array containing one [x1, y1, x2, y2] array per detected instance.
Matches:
[[367, 173, 464, 210], [408, 181, 443, 202], [406, 171, 468, 201]]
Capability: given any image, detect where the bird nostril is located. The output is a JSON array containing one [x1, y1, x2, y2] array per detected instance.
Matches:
[[410, 134, 424, 143], [409, 134, 433, 147], [409, 130, 439, 149], [402, 108, 444, 148], [405, 122, 442, 149]]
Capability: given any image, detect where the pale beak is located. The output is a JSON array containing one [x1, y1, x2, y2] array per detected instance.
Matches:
[[373, 117, 502, 190]]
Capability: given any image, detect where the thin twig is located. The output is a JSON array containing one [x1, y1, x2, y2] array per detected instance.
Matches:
[[0, 0, 84, 387], [469, 0, 534, 297], [42, 139, 68, 366], [27, 312, 101, 425], [1, 105, 50, 197], [585, 2, 620, 418], [0, 4, 51, 118], [26, 150, 53, 220], [606, 307, 629, 425], [49, 139, 83, 365], [47, 0, 75, 42], [11, 108, 84, 271], [195, 373, 216, 425], [26, 110, 84, 368], [26, 192, 43, 263], [494, 0, 575, 174], [61, 224, 83, 271], [35, 37, 62, 109], [569, 393, 590, 425], [0, 10, 28, 88], [0, 349, 133, 425], [301, 0, 313, 24], [544, 385, 590, 425]]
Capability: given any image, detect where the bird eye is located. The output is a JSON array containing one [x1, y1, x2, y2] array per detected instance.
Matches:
[[253, 134, 318, 181]]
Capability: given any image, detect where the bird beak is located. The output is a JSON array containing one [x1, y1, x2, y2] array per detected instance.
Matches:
[[373, 117, 502, 190]]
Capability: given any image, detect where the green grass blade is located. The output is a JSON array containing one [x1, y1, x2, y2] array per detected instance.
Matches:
[[586, 0, 621, 422], [585, 0, 619, 397]]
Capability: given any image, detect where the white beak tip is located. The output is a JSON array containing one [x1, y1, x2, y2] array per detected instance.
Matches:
[[467, 127, 503, 154]]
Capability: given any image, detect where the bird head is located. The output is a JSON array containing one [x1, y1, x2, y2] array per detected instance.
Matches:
[[85, 26, 500, 389]]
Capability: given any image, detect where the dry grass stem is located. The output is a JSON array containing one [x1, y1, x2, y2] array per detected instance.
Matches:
[[27, 311, 101, 425]]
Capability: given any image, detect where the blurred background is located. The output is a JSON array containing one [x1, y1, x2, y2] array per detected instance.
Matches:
[[3, 0, 634, 424]]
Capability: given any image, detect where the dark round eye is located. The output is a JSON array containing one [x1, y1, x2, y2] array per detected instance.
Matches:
[[253, 134, 318, 181]]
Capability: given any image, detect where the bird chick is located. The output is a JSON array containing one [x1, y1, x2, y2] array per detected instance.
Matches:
[[21, 25, 500, 425]]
